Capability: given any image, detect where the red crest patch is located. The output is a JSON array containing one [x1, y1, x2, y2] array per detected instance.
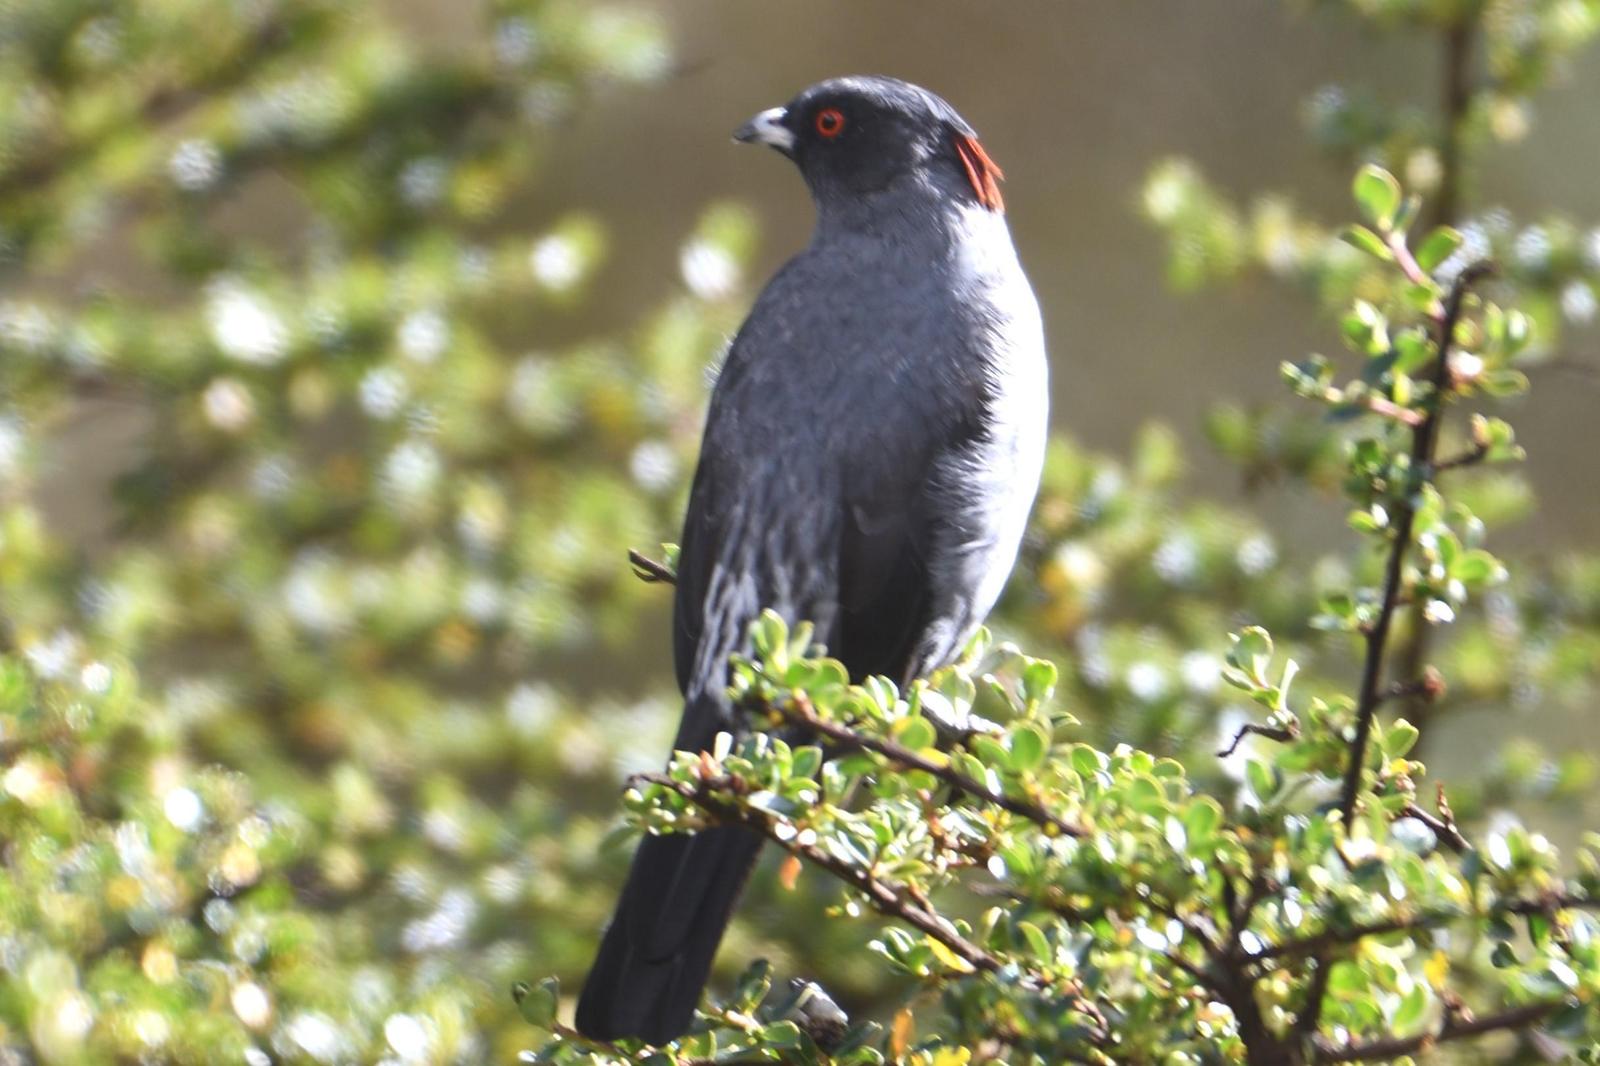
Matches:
[[954, 134, 1005, 213]]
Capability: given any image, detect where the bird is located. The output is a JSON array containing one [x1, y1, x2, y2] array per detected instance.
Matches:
[[575, 75, 1048, 1044]]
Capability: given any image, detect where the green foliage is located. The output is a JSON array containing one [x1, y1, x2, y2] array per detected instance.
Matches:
[[537, 152, 1600, 1062], [533, 3, 1600, 1064], [0, 1, 778, 1063], [1, 1, 1598, 1065]]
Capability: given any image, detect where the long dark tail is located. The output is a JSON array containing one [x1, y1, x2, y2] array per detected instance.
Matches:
[[575, 821, 764, 1043]]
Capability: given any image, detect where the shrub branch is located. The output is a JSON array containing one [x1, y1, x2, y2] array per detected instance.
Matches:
[[775, 694, 1088, 838]]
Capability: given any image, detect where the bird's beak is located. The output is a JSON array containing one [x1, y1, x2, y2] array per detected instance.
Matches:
[[733, 107, 795, 155]]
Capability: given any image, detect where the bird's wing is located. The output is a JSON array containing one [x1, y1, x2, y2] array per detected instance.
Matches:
[[832, 400, 991, 683], [832, 464, 935, 683]]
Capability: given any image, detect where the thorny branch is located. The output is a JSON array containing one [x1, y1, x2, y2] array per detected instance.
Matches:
[[628, 549, 678, 585], [1335, 261, 1495, 826], [1399, 798, 1468, 854], [1312, 1000, 1567, 1063], [1304, 261, 1496, 1047], [1379, 668, 1446, 706], [1216, 720, 1298, 758], [632, 770, 1003, 974], [1241, 889, 1600, 968], [630, 768, 1112, 1044], [1389, 18, 1479, 745], [774, 693, 1087, 838]]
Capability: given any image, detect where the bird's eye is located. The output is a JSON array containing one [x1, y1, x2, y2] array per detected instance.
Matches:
[[814, 108, 845, 138]]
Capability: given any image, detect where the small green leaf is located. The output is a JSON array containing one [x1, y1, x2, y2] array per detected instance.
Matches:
[[971, 734, 1010, 769], [1340, 224, 1392, 261], [1393, 330, 1433, 374], [790, 746, 823, 780], [1450, 549, 1496, 586], [1414, 226, 1463, 272], [1353, 165, 1402, 229], [1392, 983, 1429, 1031], [1341, 299, 1390, 355], [730, 959, 772, 1012], [1010, 722, 1049, 771], [1016, 921, 1051, 961], [1127, 775, 1167, 815], [894, 716, 936, 752], [1349, 505, 1390, 534], [1228, 627, 1274, 686], [1070, 744, 1105, 777], [1021, 659, 1058, 707], [1183, 797, 1223, 845], [513, 976, 560, 1029], [1245, 759, 1276, 804], [1383, 720, 1420, 758], [760, 1021, 805, 1049], [753, 609, 789, 666], [1392, 193, 1421, 234], [1481, 368, 1530, 397]]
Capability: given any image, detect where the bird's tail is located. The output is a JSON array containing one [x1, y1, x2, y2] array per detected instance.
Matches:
[[575, 820, 764, 1043]]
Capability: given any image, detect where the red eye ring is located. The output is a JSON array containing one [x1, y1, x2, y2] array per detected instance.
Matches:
[[814, 108, 845, 138]]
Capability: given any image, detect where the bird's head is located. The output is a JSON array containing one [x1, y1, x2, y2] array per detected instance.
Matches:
[[734, 76, 1005, 215]]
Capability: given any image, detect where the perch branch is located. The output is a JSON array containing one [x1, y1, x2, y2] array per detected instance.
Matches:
[[628, 549, 677, 585], [776, 694, 1087, 838], [1312, 1000, 1567, 1063]]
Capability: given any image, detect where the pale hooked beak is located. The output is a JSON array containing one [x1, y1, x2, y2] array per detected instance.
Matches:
[[733, 106, 795, 155]]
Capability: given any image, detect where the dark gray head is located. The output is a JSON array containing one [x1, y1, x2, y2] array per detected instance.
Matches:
[[733, 76, 1005, 215]]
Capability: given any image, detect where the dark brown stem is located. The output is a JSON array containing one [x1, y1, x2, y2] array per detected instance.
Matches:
[[1429, 21, 1474, 233], [627, 549, 677, 585], [1398, 18, 1477, 744], [1359, 393, 1426, 427], [1400, 799, 1468, 853], [1249, 892, 1600, 968], [1312, 999, 1566, 1062], [778, 694, 1087, 838], [1217, 721, 1299, 758], [1433, 441, 1490, 472], [1380, 667, 1446, 706], [1335, 261, 1493, 828], [1017, 889, 1225, 995], [1249, 917, 1417, 966], [1301, 261, 1493, 1048], [1295, 960, 1335, 1051], [633, 770, 1005, 976]]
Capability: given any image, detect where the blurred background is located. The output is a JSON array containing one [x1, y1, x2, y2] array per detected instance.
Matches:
[[1, 1, 1597, 1062]]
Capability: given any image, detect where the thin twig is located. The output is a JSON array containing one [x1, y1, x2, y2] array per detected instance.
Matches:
[[1389, 19, 1479, 752], [633, 767, 1113, 1046], [1217, 721, 1298, 758], [634, 770, 1002, 973], [1359, 393, 1427, 427], [778, 694, 1087, 838], [627, 549, 677, 585], [549, 1022, 631, 1059], [1400, 800, 1468, 853], [1246, 892, 1600, 968], [1433, 437, 1492, 471], [1335, 261, 1494, 827], [1296, 959, 1336, 1049], [987, 886, 1227, 995], [1312, 999, 1567, 1062], [1379, 668, 1446, 706], [1246, 916, 1416, 966], [1303, 261, 1495, 1048]]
